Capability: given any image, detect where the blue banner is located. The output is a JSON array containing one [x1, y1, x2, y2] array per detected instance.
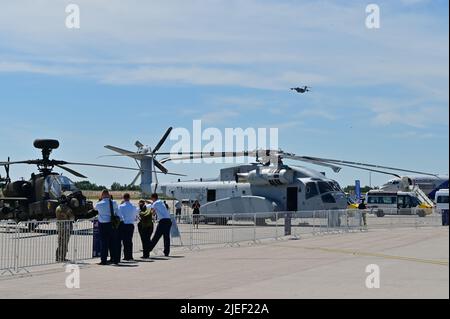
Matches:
[[92, 219, 101, 258], [355, 180, 361, 202], [170, 216, 181, 238]]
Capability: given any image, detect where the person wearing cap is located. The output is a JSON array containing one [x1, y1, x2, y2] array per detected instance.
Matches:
[[55, 195, 75, 262], [95, 190, 121, 265], [146, 193, 173, 257], [118, 193, 138, 261]]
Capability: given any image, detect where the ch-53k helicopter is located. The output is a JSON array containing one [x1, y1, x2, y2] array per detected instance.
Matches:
[[104, 128, 438, 225], [0, 139, 152, 222]]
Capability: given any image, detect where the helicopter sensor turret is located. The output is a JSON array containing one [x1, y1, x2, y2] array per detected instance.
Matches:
[[33, 139, 60, 150]]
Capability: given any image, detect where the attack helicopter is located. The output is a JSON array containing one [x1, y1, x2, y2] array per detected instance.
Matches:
[[0, 139, 147, 222]]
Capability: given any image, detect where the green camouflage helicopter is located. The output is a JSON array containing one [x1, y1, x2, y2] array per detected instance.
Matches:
[[0, 139, 145, 222]]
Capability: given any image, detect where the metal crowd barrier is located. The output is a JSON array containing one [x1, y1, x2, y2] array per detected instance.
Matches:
[[0, 209, 444, 275]]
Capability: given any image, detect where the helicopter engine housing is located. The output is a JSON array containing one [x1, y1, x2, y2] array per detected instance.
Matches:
[[3, 181, 32, 198], [238, 168, 294, 186]]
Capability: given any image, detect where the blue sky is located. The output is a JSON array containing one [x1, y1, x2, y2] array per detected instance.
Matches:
[[0, 0, 448, 188]]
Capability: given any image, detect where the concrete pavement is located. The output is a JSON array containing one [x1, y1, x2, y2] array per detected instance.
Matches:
[[0, 227, 448, 299]]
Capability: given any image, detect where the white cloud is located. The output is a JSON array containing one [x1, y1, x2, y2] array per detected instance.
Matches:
[[366, 96, 449, 128], [0, 0, 448, 130], [400, 0, 430, 5], [199, 110, 240, 125]]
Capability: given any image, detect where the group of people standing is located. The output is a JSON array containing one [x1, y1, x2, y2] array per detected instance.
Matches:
[[95, 190, 173, 266]]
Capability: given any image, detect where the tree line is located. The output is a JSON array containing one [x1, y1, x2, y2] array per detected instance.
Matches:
[[343, 185, 377, 194], [75, 181, 141, 192]]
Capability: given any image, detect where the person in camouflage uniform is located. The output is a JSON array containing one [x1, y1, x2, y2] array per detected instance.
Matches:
[[138, 200, 154, 259], [55, 195, 75, 262]]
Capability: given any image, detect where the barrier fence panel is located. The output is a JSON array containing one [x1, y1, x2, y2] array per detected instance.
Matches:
[[364, 208, 442, 229], [291, 211, 317, 238], [71, 220, 95, 263], [0, 221, 16, 273], [232, 213, 257, 244], [254, 212, 279, 242], [346, 210, 365, 232], [191, 214, 233, 246], [17, 221, 58, 269], [0, 209, 445, 275]]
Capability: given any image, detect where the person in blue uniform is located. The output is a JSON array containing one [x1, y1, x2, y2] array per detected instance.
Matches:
[[146, 193, 173, 257], [95, 190, 121, 265], [118, 193, 138, 261]]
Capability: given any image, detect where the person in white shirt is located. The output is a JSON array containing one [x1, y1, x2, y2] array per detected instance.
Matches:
[[95, 190, 121, 265], [118, 193, 138, 261], [146, 193, 173, 257]]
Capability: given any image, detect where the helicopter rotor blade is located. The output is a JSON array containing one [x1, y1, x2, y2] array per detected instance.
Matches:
[[104, 145, 145, 160], [325, 162, 401, 178], [282, 155, 342, 173], [98, 153, 143, 159], [154, 166, 159, 193], [281, 154, 404, 177], [159, 150, 277, 164], [55, 164, 88, 179], [5, 157, 10, 179], [129, 171, 142, 186], [153, 159, 169, 174], [58, 162, 144, 172], [0, 160, 36, 165], [134, 159, 141, 169], [301, 156, 437, 177], [153, 127, 173, 154]]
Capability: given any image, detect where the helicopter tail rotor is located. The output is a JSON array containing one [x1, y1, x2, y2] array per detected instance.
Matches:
[[104, 127, 174, 177], [5, 157, 11, 183]]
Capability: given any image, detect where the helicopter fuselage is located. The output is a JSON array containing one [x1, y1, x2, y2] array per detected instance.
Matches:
[[0, 173, 94, 222], [157, 164, 348, 216]]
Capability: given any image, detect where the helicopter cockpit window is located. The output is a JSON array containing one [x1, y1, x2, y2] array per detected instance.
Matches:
[[317, 182, 333, 194], [330, 181, 342, 192], [321, 193, 336, 203], [410, 196, 421, 207], [45, 175, 79, 199], [305, 182, 319, 199]]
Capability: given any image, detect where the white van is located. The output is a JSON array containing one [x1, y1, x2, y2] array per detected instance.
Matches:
[[435, 189, 449, 214], [366, 190, 430, 217]]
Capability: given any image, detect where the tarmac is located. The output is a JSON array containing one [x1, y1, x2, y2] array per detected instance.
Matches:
[[0, 226, 448, 299]]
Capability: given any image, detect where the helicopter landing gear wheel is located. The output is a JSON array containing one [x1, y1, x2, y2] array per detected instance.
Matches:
[[376, 210, 385, 218], [255, 218, 267, 226], [215, 217, 228, 225]]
